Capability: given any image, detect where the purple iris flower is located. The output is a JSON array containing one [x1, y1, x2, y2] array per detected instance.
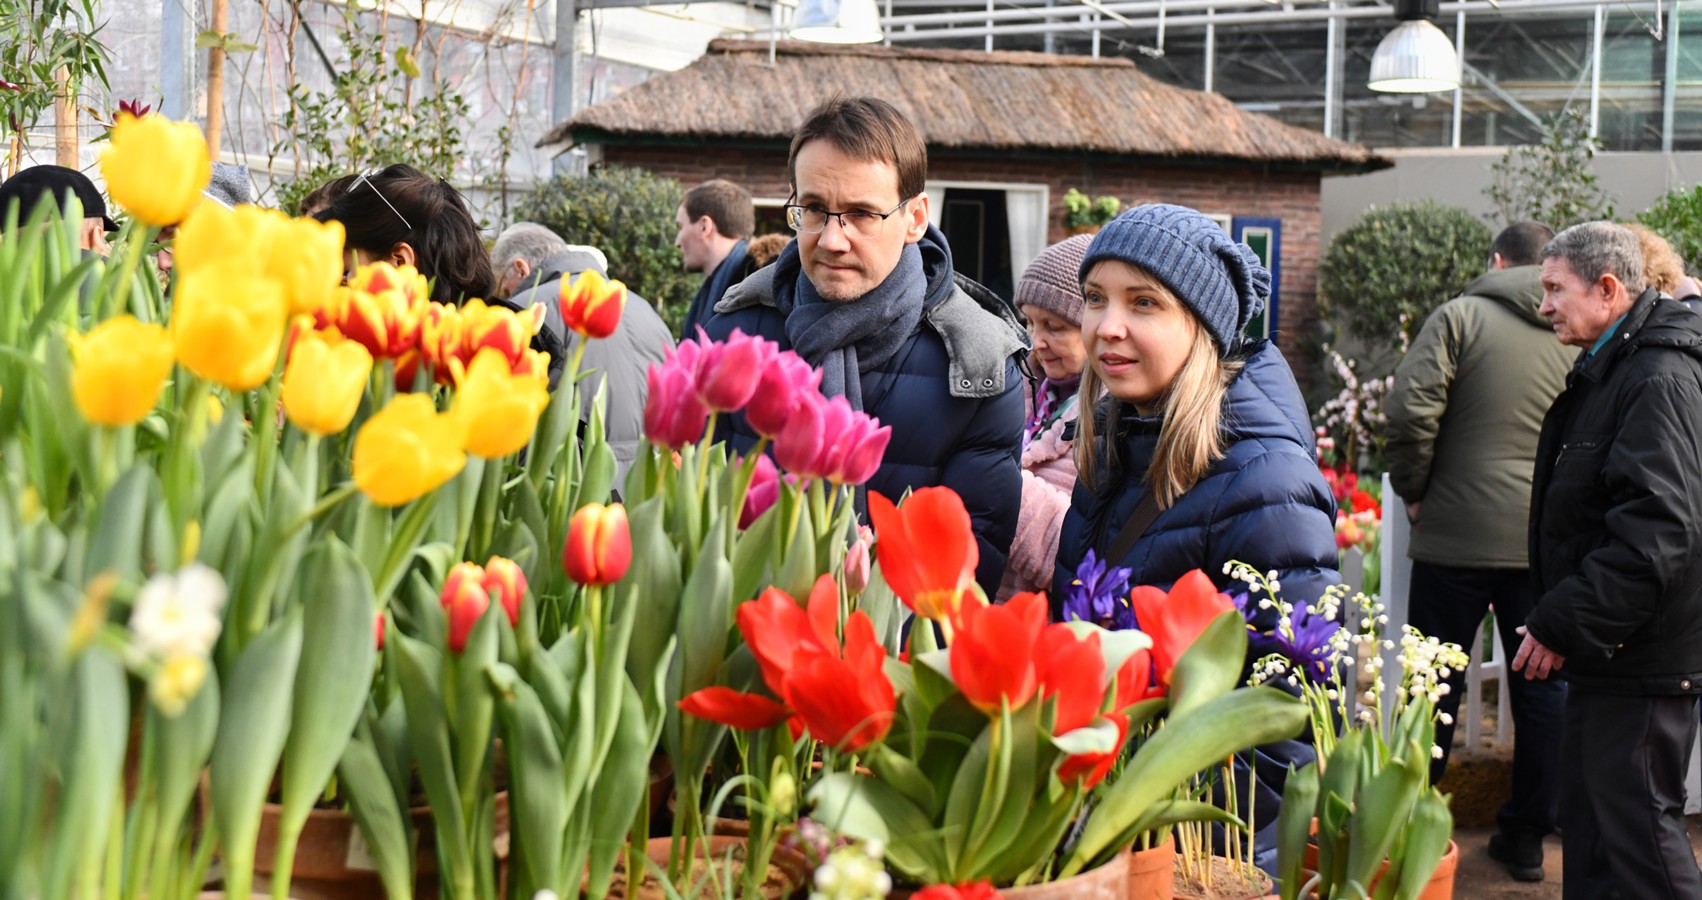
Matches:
[[1237, 592, 1338, 683], [1061, 550, 1135, 630]]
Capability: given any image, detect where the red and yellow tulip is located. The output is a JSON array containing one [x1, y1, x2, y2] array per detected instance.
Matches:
[[562, 502, 632, 587], [557, 269, 626, 338]]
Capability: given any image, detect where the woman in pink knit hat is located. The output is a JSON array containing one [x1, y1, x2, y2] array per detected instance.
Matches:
[[998, 233, 1096, 600]]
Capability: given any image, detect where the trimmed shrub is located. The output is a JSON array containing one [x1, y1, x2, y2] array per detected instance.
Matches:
[[517, 166, 700, 332], [1319, 200, 1492, 352], [1637, 184, 1702, 276]]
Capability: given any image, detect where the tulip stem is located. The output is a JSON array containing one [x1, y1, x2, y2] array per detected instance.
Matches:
[[99, 220, 150, 322]]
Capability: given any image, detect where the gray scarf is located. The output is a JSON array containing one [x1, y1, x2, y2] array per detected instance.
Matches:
[[773, 229, 948, 411]]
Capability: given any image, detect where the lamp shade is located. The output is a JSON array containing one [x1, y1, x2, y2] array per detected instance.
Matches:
[[791, 0, 884, 44], [1368, 18, 1460, 93]]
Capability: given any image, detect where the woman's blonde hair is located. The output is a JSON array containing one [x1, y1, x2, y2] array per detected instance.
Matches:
[[1074, 272, 1245, 509], [1624, 222, 1686, 295]]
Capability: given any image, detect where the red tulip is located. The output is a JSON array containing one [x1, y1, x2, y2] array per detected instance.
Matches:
[[374, 609, 387, 651], [1349, 489, 1381, 520], [562, 503, 632, 586], [643, 359, 709, 450], [1037, 624, 1107, 735], [868, 488, 979, 623], [912, 882, 1001, 900], [1113, 647, 1159, 712], [737, 576, 840, 697], [782, 614, 895, 752], [774, 389, 827, 477], [557, 269, 626, 339], [950, 592, 1047, 715], [441, 563, 491, 654], [1129, 569, 1234, 686], [694, 328, 775, 412], [739, 453, 779, 530], [679, 686, 793, 730], [1057, 714, 1129, 789], [482, 556, 527, 626], [746, 351, 822, 439]]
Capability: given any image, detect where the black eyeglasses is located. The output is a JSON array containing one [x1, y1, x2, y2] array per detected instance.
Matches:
[[784, 195, 914, 236]]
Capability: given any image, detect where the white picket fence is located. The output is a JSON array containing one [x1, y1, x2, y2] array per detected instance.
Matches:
[[1373, 474, 1702, 814]]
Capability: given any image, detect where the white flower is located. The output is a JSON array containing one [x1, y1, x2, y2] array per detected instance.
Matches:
[[1431, 745, 1445, 759], [129, 563, 226, 661]]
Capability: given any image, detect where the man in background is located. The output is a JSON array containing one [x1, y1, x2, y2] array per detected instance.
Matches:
[[675, 178, 757, 337]]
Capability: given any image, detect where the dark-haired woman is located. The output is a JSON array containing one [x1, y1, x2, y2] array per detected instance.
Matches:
[[313, 164, 495, 306]]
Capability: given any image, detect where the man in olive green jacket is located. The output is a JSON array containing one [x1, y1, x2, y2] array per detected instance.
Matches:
[[1386, 221, 1574, 883]]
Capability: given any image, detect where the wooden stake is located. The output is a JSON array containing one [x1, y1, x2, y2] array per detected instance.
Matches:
[[54, 67, 77, 167], [205, 0, 229, 156]]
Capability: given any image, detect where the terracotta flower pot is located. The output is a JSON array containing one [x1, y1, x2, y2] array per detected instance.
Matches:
[[1128, 841, 1176, 900], [604, 835, 809, 899], [250, 793, 510, 900], [1296, 839, 1458, 900]]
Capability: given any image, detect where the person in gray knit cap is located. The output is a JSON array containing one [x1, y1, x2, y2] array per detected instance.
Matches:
[[996, 233, 1094, 600], [1052, 203, 1338, 876]]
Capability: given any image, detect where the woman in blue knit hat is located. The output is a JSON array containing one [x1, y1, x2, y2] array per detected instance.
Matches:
[[1052, 203, 1339, 875]]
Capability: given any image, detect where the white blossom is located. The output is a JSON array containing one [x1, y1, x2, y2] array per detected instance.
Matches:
[[129, 563, 226, 661]]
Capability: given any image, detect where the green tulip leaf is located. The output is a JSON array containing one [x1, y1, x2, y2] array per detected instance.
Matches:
[[1277, 763, 1320, 900], [586, 677, 653, 899], [393, 631, 472, 888], [210, 609, 304, 900], [488, 662, 568, 894], [1165, 610, 1248, 720], [337, 729, 415, 900], [40, 648, 128, 900]]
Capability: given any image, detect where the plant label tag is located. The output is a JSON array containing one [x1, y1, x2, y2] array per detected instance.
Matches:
[[345, 826, 378, 872]]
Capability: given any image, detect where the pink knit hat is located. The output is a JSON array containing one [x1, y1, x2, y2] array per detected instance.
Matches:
[[1014, 233, 1094, 329]]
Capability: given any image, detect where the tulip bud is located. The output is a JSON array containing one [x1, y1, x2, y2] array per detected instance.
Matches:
[[374, 610, 387, 651], [562, 503, 632, 587], [441, 562, 487, 609], [482, 556, 527, 627], [694, 329, 774, 413], [642, 359, 709, 450], [745, 351, 821, 439], [445, 586, 490, 654], [558, 269, 626, 339], [774, 390, 826, 478], [100, 113, 210, 226], [739, 453, 779, 531], [844, 538, 871, 595], [282, 332, 373, 437], [352, 394, 469, 508], [67, 315, 175, 427], [173, 264, 290, 391], [819, 407, 890, 487], [459, 299, 532, 370]]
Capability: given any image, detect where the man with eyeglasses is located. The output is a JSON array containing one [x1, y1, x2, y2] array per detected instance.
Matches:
[[703, 96, 1030, 597]]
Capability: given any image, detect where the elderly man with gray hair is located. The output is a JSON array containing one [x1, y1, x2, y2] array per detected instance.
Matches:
[[490, 222, 675, 485], [1513, 221, 1702, 898]]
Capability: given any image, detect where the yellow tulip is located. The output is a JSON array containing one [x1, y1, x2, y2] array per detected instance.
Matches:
[[353, 394, 468, 507], [265, 216, 346, 317], [172, 203, 280, 276], [172, 264, 289, 391], [67, 315, 175, 426], [282, 332, 373, 436], [454, 348, 550, 459], [99, 114, 211, 227]]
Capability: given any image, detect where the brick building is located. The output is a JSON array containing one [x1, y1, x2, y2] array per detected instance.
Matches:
[[540, 39, 1387, 362]]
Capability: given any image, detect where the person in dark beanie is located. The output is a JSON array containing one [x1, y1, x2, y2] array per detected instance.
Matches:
[[998, 233, 1094, 601], [704, 97, 1028, 597], [0, 164, 117, 255], [1052, 204, 1338, 875]]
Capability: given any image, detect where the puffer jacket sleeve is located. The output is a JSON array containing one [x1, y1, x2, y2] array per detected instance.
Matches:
[[1525, 370, 1702, 660], [1386, 301, 1462, 504], [1206, 442, 1342, 606], [940, 355, 1026, 597]]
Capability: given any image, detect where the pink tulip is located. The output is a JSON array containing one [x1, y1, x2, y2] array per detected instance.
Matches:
[[643, 359, 709, 450], [695, 329, 775, 413], [827, 412, 891, 487], [811, 395, 857, 479], [774, 389, 827, 477], [746, 351, 822, 439], [739, 453, 779, 530], [844, 537, 871, 595]]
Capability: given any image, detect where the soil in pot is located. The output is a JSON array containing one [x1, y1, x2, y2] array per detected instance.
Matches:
[[603, 836, 808, 900], [1173, 856, 1272, 900]]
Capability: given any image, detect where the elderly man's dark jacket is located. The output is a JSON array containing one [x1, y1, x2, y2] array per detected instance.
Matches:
[[1525, 288, 1702, 695]]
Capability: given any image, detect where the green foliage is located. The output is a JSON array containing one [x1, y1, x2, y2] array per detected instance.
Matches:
[[0, 0, 110, 174], [517, 166, 701, 332], [1063, 188, 1122, 229], [1638, 184, 1702, 275], [271, 7, 471, 216], [1319, 200, 1491, 352], [1486, 109, 1615, 230]]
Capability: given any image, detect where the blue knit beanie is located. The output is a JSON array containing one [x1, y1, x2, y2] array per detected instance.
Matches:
[[1078, 204, 1271, 356]]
